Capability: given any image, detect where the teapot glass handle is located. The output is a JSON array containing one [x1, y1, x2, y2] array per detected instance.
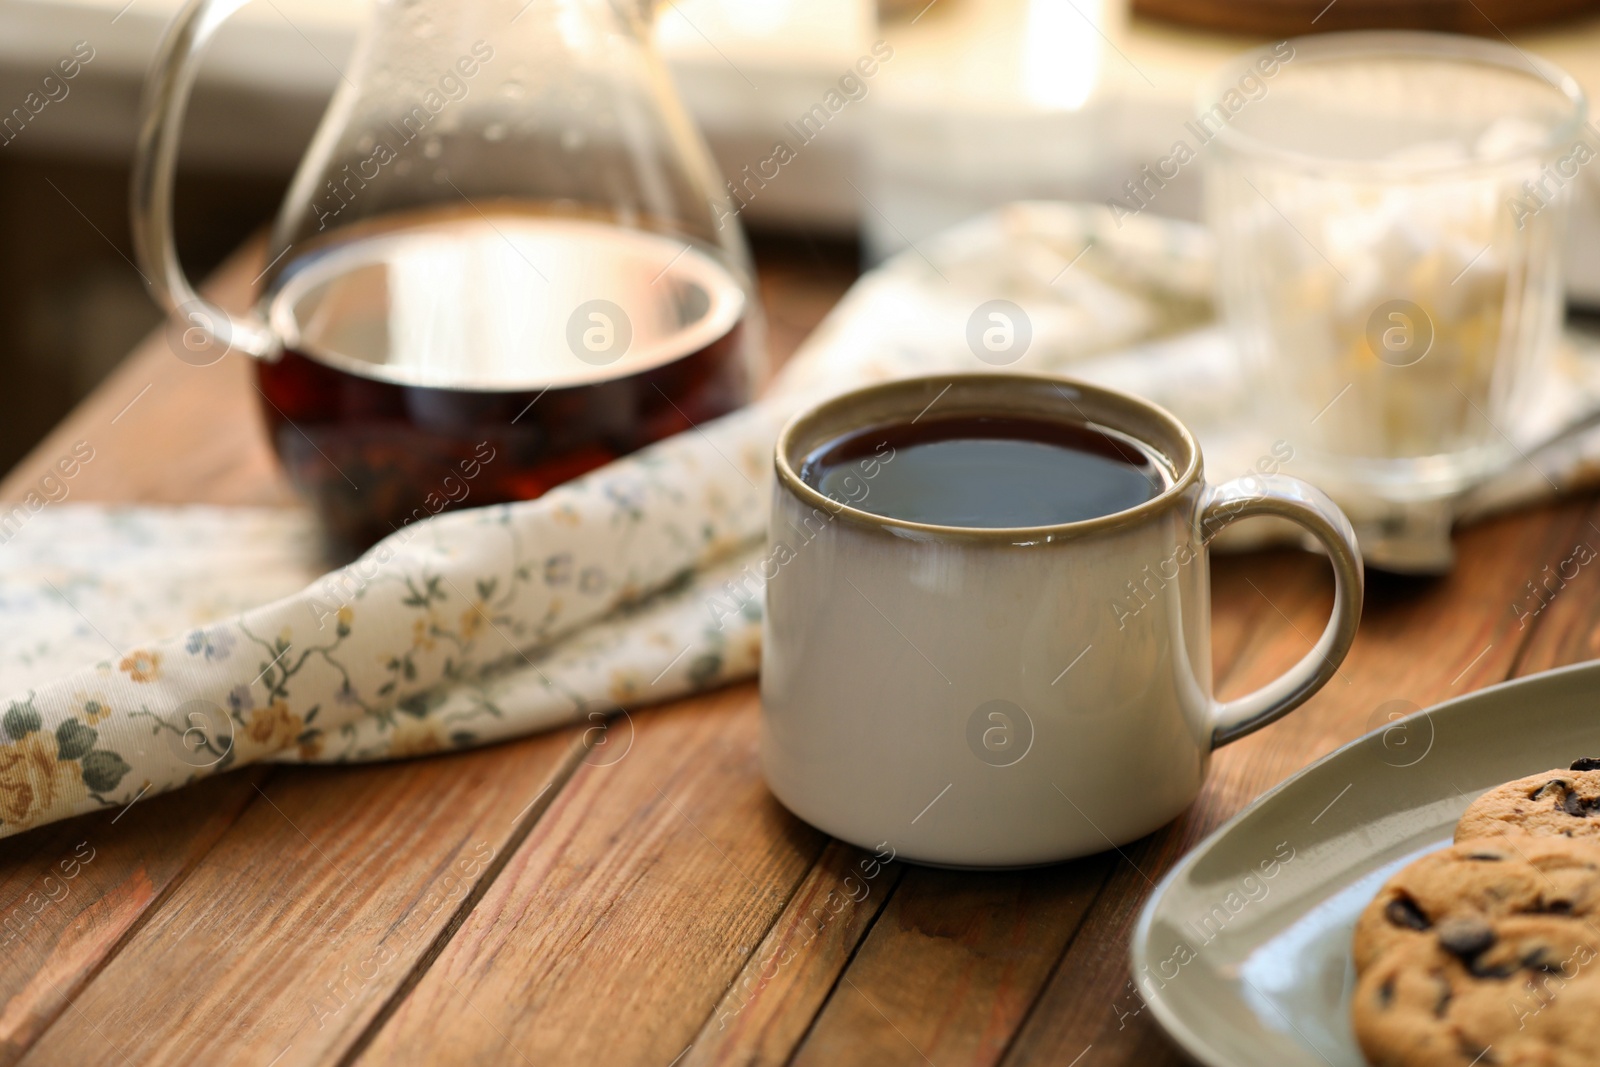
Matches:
[[1201, 473, 1365, 749], [131, 0, 279, 361]]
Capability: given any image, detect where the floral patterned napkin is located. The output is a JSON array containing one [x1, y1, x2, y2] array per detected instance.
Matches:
[[4, 202, 1599, 839], [0, 405, 783, 835]]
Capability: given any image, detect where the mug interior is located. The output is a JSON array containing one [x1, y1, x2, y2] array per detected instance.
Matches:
[[775, 374, 1202, 540]]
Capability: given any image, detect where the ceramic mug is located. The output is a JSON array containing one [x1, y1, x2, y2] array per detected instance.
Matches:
[[759, 374, 1364, 867]]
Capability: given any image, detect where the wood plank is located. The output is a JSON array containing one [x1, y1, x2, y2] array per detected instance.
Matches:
[[789, 859, 1116, 1067], [999, 500, 1597, 1065], [19, 732, 583, 1066], [0, 773, 262, 1065], [351, 685, 829, 1067], [750, 234, 861, 383], [1208, 550, 1294, 705], [681, 840, 907, 1067], [0, 238, 295, 509], [1501, 498, 1600, 675]]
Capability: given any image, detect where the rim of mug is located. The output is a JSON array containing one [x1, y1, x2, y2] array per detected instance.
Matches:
[[1198, 31, 1588, 178], [773, 373, 1203, 543]]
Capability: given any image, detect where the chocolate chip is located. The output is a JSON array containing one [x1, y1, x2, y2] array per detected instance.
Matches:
[[1565, 790, 1590, 816], [1386, 896, 1431, 931], [1536, 899, 1574, 915], [1571, 757, 1600, 772], [1534, 778, 1571, 800], [1438, 917, 1496, 960], [1523, 947, 1559, 972], [1377, 977, 1394, 1007], [1470, 958, 1519, 979], [1465, 852, 1505, 861]]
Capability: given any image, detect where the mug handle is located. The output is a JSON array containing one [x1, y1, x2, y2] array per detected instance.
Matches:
[[1200, 474, 1365, 748], [131, 0, 279, 360]]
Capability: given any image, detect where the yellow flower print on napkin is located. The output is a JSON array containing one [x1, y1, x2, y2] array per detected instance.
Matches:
[[0, 732, 87, 829], [296, 732, 325, 761], [411, 618, 437, 653], [388, 718, 443, 758], [246, 700, 303, 752], [608, 668, 646, 705], [460, 600, 488, 641], [119, 650, 162, 683]]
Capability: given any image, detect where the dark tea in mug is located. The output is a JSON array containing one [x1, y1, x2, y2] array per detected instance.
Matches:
[[799, 414, 1168, 527], [256, 205, 754, 556]]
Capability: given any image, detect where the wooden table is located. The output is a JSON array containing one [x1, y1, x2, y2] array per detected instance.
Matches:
[[0, 237, 1593, 1067]]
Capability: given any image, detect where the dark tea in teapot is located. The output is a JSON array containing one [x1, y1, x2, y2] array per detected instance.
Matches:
[[256, 205, 753, 555]]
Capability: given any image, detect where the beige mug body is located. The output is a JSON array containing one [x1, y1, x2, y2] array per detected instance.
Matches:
[[760, 375, 1363, 867]]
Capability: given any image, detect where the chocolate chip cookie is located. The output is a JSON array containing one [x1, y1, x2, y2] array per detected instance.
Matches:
[[1353, 837, 1600, 973], [1456, 760, 1600, 843], [1353, 917, 1600, 1067]]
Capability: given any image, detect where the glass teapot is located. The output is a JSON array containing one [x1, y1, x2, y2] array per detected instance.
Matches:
[[133, 0, 765, 556]]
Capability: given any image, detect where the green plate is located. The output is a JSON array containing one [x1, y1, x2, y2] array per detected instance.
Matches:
[[1131, 660, 1600, 1067]]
